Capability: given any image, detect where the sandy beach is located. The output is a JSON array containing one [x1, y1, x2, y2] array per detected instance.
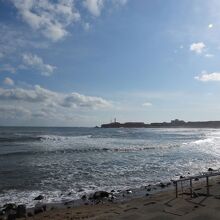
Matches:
[[3, 175, 217, 220]]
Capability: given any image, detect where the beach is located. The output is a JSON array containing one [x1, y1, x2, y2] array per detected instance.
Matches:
[[2, 0, 220, 218], [6, 175, 219, 220], [1, 173, 220, 219], [1, 127, 220, 219]]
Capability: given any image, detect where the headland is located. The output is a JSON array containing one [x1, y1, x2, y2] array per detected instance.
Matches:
[[101, 119, 220, 128]]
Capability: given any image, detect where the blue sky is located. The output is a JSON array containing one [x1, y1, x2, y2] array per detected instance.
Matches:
[[1, 0, 220, 126]]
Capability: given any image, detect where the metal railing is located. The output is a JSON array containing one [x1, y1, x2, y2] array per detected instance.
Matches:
[[174, 170, 220, 198]]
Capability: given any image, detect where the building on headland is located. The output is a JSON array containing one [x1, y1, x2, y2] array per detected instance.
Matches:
[[171, 119, 186, 125], [101, 119, 220, 128]]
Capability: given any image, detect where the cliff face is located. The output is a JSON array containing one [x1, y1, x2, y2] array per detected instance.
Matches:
[[101, 120, 220, 128]]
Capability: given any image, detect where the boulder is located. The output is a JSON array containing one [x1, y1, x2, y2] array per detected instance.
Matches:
[[159, 183, 166, 188], [91, 191, 110, 200], [34, 195, 44, 200], [81, 195, 87, 200], [3, 204, 17, 212]]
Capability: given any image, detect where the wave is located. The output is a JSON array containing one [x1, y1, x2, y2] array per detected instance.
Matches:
[[191, 138, 214, 145], [0, 147, 152, 157], [0, 144, 179, 157], [39, 134, 92, 141], [0, 136, 42, 143], [0, 134, 92, 143]]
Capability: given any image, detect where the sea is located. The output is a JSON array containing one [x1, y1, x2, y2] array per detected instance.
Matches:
[[1, 126, 220, 207]]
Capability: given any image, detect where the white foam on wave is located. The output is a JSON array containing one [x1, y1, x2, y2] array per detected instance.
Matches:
[[191, 138, 214, 145], [37, 134, 176, 153], [39, 134, 92, 142], [0, 190, 42, 208], [0, 189, 83, 208]]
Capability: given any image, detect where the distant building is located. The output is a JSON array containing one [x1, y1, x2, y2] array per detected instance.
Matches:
[[171, 119, 186, 125]]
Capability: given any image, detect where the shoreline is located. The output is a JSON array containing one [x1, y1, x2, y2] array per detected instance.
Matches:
[[1, 170, 220, 219], [0, 179, 175, 219], [5, 173, 220, 219]]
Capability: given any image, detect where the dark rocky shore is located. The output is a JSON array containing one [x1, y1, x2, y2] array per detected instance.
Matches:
[[0, 181, 174, 220], [1, 167, 216, 220]]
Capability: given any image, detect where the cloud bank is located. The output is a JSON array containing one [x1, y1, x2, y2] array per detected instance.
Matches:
[[11, 0, 80, 41], [10, 0, 128, 41], [0, 85, 112, 125], [0, 85, 112, 109]]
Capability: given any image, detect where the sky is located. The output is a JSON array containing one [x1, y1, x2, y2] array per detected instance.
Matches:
[[1, 0, 220, 126]]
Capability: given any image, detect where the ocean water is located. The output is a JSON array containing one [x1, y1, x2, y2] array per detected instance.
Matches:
[[1, 127, 220, 207]]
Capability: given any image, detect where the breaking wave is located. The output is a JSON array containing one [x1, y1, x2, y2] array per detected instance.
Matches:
[[0, 146, 160, 157], [0, 134, 91, 143]]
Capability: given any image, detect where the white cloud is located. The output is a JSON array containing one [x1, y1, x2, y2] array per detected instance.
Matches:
[[142, 102, 152, 107], [83, 0, 127, 16], [195, 72, 220, 82], [0, 23, 49, 60], [205, 53, 214, 58], [0, 85, 112, 109], [0, 85, 58, 103], [23, 53, 56, 76], [11, 0, 80, 41], [7, 0, 128, 43], [61, 92, 112, 108], [3, 77, 14, 86], [0, 106, 31, 119], [0, 85, 113, 125], [190, 42, 206, 54], [83, 0, 104, 16]]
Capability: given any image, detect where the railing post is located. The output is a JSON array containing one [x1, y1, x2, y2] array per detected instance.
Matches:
[[206, 176, 209, 196], [190, 179, 192, 198], [175, 181, 178, 198]]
